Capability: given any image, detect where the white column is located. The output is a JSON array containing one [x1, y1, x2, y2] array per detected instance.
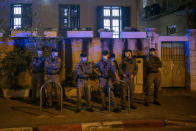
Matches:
[[88, 38, 102, 63], [146, 28, 159, 53], [60, 39, 66, 81], [113, 39, 124, 63], [187, 29, 196, 91], [71, 39, 82, 71]]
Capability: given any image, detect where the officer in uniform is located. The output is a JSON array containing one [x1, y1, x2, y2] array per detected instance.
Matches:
[[31, 48, 45, 103], [44, 48, 62, 108], [76, 53, 94, 112], [144, 48, 162, 106], [96, 51, 120, 112], [120, 50, 138, 109], [110, 53, 120, 74]]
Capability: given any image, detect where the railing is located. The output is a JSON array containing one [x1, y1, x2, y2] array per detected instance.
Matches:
[[40, 80, 63, 112], [110, 80, 131, 113]]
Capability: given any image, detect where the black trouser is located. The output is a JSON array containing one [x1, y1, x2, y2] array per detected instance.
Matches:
[[144, 72, 161, 102], [121, 77, 135, 106], [31, 73, 44, 101], [77, 78, 92, 109], [99, 77, 116, 109]]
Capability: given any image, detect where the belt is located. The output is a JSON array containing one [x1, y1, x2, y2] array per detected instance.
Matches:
[[47, 72, 59, 75], [100, 76, 109, 79], [78, 77, 90, 80]]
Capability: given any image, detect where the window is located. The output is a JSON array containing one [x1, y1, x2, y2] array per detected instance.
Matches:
[[14, 5, 22, 15], [10, 4, 32, 29], [167, 25, 177, 35], [59, 5, 80, 36], [143, 0, 147, 8], [97, 6, 130, 38], [13, 5, 22, 29], [103, 7, 121, 38], [14, 18, 21, 29]]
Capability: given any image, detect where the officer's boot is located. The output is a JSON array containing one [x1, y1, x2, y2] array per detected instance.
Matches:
[[100, 93, 107, 111]]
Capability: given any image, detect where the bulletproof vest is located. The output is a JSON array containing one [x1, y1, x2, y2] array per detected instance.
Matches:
[[97, 59, 113, 78], [122, 58, 137, 76], [32, 56, 45, 73], [82, 62, 93, 74], [77, 61, 93, 78], [46, 56, 61, 75], [147, 56, 162, 73]]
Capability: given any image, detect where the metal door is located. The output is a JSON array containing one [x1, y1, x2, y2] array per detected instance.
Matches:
[[161, 42, 185, 87]]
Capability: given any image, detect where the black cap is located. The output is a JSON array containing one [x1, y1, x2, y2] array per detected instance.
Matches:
[[149, 48, 156, 52], [80, 53, 87, 57], [52, 48, 58, 52], [110, 53, 115, 58], [125, 49, 132, 53], [102, 50, 109, 56]]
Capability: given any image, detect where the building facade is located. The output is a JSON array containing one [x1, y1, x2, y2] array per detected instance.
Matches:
[[0, 0, 140, 38], [140, 0, 196, 35]]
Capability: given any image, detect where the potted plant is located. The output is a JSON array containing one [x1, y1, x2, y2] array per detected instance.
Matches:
[[0, 47, 32, 98]]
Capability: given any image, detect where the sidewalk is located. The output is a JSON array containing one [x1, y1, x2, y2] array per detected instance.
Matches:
[[0, 88, 196, 130]]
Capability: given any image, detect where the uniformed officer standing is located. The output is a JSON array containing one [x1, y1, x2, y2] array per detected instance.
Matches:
[[31, 48, 45, 103], [110, 53, 120, 74], [144, 48, 162, 106], [96, 51, 120, 112], [76, 53, 94, 112], [120, 50, 138, 109], [44, 49, 62, 108]]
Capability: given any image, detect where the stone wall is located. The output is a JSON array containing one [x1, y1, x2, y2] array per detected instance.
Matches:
[[70, 38, 149, 71], [188, 29, 196, 91]]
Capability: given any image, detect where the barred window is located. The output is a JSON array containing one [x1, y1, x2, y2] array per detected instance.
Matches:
[[59, 5, 80, 36], [97, 6, 130, 38], [103, 7, 121, 38], [10, 4, 32, 29]]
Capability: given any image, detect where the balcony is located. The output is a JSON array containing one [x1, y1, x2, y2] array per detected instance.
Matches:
[[142, 0, 193, 21]]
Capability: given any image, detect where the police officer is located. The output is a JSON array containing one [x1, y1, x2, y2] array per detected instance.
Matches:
[[96, 51, 120, 112], [144, 48, 162, 106], [31, 48, 45, 103], [120, 50, 138, 109], [76, 53, 94, 112], [44, 48, 62, 108], [110, 53, 120, 74]]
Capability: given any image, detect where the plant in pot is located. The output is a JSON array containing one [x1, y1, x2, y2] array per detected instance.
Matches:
[[0, 46, 32, 98]]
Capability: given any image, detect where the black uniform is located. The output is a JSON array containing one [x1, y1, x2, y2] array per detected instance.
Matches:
[[120, 57, 138, 107], [45, 56, 62, 106], [145, 55, 162, 103], [76, 61, 94, 110], [31, 56, 45, 101], [96, 59, 118, 110]]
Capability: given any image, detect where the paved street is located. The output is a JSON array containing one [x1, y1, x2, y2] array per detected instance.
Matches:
[[0, 88, 196, 130]]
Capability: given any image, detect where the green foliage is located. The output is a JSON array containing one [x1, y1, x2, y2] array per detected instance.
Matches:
[[0, 47, 32, 89]]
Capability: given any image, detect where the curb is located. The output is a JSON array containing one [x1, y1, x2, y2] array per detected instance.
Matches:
[[37, 120, 165, 131], [2, 120, 196, 131], [0, 127, 33, 131], [165, 120, 196, 128]]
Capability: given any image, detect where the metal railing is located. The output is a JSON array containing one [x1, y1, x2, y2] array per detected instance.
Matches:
[[40, 80, 63, 112], [109, 80, 131, 113]]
